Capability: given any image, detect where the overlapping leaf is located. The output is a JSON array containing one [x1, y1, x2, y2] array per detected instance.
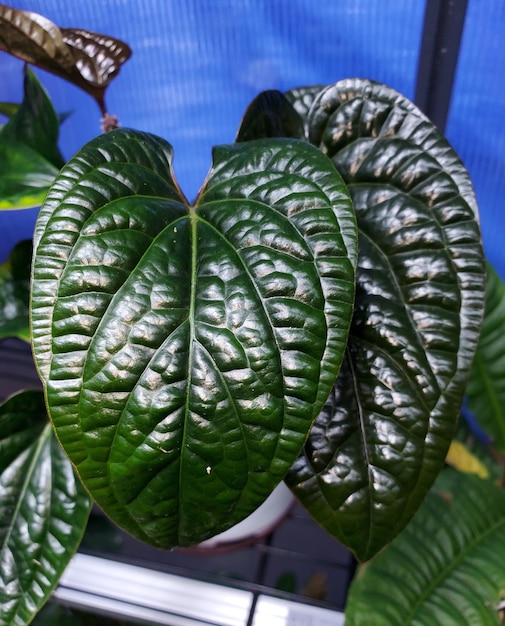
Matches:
[[345, 469, 505, 625], [1, 65, 64, 168], [466, 262, 505, 452], [284, 85, 324, 126], [0, 239, 32, 342], [31, 129, 357, 548], [0, 68, 60, 210], [283, 79, 486, 560], [0, 390, 91, 626], [235, 90, 304, 142]]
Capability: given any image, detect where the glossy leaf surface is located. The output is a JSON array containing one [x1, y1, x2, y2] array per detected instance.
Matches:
[[345, 469, 505, 625], [0, 69, 60, 210], [0, 239, 32, 342], [31, 130, 357, 548], [466, 262, 505, 452], [284, 85, 324, 126], [285, 78, 486, 560], [0, 4, 131, 113], [0, 390, 91, 626]]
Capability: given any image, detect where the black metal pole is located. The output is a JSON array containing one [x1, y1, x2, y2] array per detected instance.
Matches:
[[414, 0, 469, 132]]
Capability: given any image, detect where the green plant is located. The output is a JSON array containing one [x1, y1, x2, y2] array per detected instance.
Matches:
[[2, 5, 505, 626]]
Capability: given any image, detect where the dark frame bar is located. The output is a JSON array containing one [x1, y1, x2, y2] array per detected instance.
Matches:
[[414, 0, 469, 132]]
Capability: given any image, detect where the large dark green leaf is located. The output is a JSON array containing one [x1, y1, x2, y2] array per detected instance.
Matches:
[[345, 469, 505, 625], [0, 390, 91, 626], [0, 239, 32, 342], [31, 129, 357, 549], [0, 5, 131, 114], [285, 78, 486, 561], [466, 262, 505, 452]]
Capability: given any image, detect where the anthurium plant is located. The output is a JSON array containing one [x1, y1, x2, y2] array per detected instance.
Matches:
[[2, 5, 505, 626]]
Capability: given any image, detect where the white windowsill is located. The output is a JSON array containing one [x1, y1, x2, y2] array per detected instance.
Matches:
[[54, 553, 345, 625]]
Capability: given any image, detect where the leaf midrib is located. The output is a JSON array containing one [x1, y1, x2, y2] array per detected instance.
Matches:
[[403, 494, 505, 625], [0, 422, 51, 584]]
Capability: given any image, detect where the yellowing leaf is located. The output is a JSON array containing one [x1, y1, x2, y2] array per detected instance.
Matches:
[[446, 440, 489, 478]]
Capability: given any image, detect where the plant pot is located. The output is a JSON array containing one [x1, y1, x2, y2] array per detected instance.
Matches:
[[192, 481, 296, 552]]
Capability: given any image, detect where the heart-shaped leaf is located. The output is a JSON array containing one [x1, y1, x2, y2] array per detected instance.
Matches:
[[0, 239, 32, 342], [466, 262, 505, 453], [0, 390, 91, 626], [31, 129, 357, 548], [0, 5, 131, 114], [284, 78, 486, 561], [345, 469, 505, 625]]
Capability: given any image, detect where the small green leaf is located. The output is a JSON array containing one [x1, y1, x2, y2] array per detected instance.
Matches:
[[1, 66, 64, 168], [0, 139, 58, 209], [0, 239, 32, 342], [345, 470, 505, 626], [0, 390, 91, 626], [0, 67, 62, 208], [466, 262, 505, 452], [31, 129, 357, 549], [285, 78, 486, 561], [0, 102, 20, 119]]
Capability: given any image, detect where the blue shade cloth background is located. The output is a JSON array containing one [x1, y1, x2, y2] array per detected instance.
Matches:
[[0, 0, 504, 282]]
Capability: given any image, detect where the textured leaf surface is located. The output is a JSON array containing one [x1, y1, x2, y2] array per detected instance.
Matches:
[[345, 469, 505, 626], [0, 390, 91, 626], [31, 129, 357, 548], [284, 85, 324, 126], [0, 5, 130, 112], [0, 240, 32, 342], [466, 262, 505, 452], [285, 78, 486, 560]]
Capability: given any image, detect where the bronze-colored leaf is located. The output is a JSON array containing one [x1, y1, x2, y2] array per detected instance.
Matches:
[[0, 4, 131, 114], [0, 4, 75, 74], [60, 28, 132, 89]]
